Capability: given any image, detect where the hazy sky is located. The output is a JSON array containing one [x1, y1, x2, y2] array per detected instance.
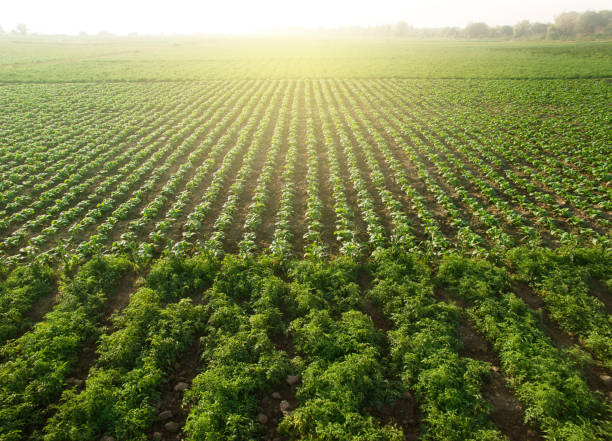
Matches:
[[2, 0, 610, 35]]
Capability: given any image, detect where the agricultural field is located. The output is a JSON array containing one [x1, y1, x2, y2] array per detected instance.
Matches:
[[0, 37, 611, 441]]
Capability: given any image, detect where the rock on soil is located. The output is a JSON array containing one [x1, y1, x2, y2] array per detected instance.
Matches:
[[280, 400, 292, 416], [286, 374, 300, 386], [174, 382, 189, 392], [67, 378, 85, 387], [158, 410, 173, 421], [164, 421, 179, 432]]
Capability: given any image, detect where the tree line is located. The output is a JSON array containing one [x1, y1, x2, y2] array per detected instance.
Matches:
[[0, 23, 28, 35], [324, 10, 612, 40]]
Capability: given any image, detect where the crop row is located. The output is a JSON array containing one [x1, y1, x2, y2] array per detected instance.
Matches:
[[0, 246, 609, 440], [1, 79, 609, 263]]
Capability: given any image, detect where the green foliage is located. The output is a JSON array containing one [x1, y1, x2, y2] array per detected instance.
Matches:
[[0, 247, 609, 440], [437, 254, 608, 439], [289, 257, 362, 315], [506, 246, 612, 368], [371, 250, 504, 441], [44, 296, 209, 441], [43, 252, 218, 441], [0, 39, 610, 81], [0, 256, 130, 441], [0, 29, 611, 441], [184, 256, 291, 440], [146, 253, 220, 301], [0, 261, 56, 345], [280, 260, 401, 441]]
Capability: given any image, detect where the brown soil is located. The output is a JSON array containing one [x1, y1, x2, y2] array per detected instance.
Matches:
[[345, 139, 396, 242], [437, 80, 611, 194], [108, 104, 226, 245], [583, 362, 612, 403], [148, 342, 204, 441], [17, 265, 128, 437], [395, 80, 610, 234], [589, 280, 612, 315], [1, 108, 172, 245], [68, 271, 137, 392], [360, 80, 528, 247], [0, 110, 120, 209], [33, 99, 208, 256], [76, 270, 134, 358], [172, 144, 247, 245], [359, 274, 421, 440], [103, 272, 138, 320], [131, 82, 259, 246], [511, 282, 576, 349], [369, 394, 420, 441], [358, 268, 394, 332], [484, 370, 543, 441], [313, 81, 371, 247], [161, 81, 264, 244], [5, 83, 191, 228], [254, 85, 297, 250], [363, 300, 393, 332], [512, 282, 612, 400], [320, 81, 395, 241], [336, 80, 421, 232], [259, 328, 299, 441], [340, 79, 479, 245], [307, 82, 340, 256], [425, 118, 585, 239], [458, 321, 543, 441], [198, 83, 283, 246], [144, 278, 213, 440], [287, 83, 308, 257], [23, 284, 59, 326], [71, 338, 99, 383], [223, 84, 293, 254], [259, 374, 299, 441], [435, 288, 543, 441], [252, 153, 289, 251]]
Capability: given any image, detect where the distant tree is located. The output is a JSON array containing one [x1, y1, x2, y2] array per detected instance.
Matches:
[[15, 23, 28, 35], [465, 22, 490, 38], [554, 11, 580, 36], [442, 26, 461, 38], [513, 20, 532, 38], [393, 21, 412, 37], [78, 31, 88, 37], [600, 10, 612, 23], [531, 22, 548, 35], [578, 10, 608, 34], [546, 25, 561, 40], [604, 11, 612, 35], [376, 24, 392, 36], [0, 25, 4, 34], [497, 25, 514, 38]]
